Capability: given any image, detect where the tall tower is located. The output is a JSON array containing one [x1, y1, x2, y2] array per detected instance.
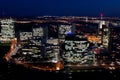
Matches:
[[100, 13, 103, 20], [98, 20, 109, 52], [102, 21, 109, 48], [98, 20, 105, 44], [0, 19, 15, 41]]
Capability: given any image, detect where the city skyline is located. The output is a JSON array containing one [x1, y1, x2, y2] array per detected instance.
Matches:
[[0, 0, 120, 17], [1, 18, 114, 71]]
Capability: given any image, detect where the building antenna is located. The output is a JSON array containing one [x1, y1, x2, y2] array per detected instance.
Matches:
[[86, 16, 88, 23], [100, 13, 103, 20]]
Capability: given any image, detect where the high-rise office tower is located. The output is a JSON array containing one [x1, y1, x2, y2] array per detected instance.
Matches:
[[0, 19, 15, 41], [98, 20, 105, 44], [102, 22, 109, 48], [98, 20, 109, 48], [63, 35, 95, 65]]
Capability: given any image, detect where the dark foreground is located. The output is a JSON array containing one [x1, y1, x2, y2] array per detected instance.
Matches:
[[0, 46, 120, 80], [0, 60, 120, 80]]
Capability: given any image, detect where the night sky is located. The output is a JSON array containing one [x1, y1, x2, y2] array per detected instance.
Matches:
[[0, 0, 120, 17]]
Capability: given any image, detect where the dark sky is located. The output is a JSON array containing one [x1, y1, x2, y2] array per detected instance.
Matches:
[[0, 0, 120, 17]]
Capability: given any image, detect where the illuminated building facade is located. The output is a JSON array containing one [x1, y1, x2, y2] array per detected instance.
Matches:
[[16, 26, 46, 63], [0, 19, 15, 41], [102, 22, 109, 48], [32, 26, 44, 46], [63, 35, 95, 65], [20, 32, 32, 41], [59, 25, 73, 38], [98, 20, 109, 47], [45, 25, 61, 63], [33, 27, 44, 37], [98, 21, 105, 44], [45, 39, 60, 63], [58, 24, 74, 44]]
